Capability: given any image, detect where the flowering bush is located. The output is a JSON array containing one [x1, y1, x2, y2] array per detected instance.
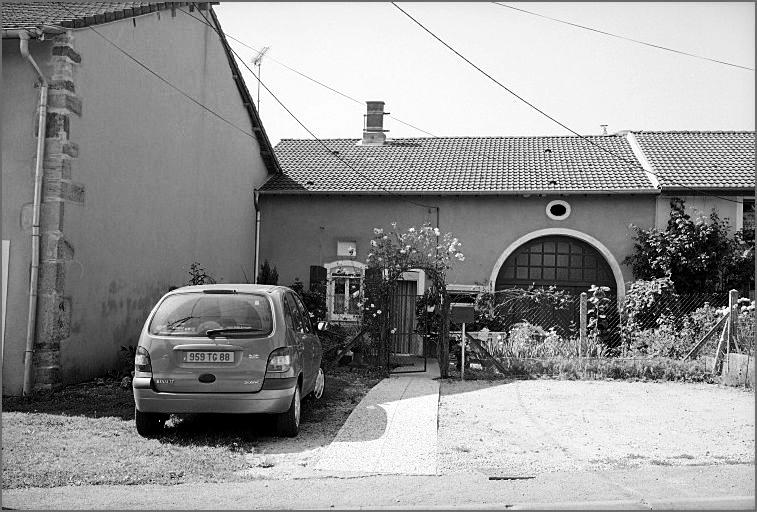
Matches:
[[366, 222, 464, 280], [624, 198, 754, 293]]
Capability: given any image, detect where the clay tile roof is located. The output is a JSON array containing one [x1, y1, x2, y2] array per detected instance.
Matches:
[[262, 135, 656, 194], [632, 131, 755, 191], [1, 2, 190, 31]]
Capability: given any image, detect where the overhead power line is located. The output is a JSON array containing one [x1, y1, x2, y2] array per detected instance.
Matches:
[[492, 2, 754, 72], [391, 2, 744, 204], [55, 2, 438, 213], [187, 5, 441, 212], [56, 5, 258, 143], [177, 7, 438, 137]]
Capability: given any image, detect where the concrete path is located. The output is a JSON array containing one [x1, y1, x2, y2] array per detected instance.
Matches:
[[314, 359, 440, 475]]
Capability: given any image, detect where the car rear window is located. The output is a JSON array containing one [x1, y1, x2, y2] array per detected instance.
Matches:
[[148, 292, 273, 337]]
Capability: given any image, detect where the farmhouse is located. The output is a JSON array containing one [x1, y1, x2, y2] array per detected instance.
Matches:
[[258, 102, 755, 324]]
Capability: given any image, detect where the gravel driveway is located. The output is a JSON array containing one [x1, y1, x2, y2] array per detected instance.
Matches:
[[437, 379, 754, 476]]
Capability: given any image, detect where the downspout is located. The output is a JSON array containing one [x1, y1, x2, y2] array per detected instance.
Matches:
[[253, 189, 261, 284], [20, 31, 49, 396]]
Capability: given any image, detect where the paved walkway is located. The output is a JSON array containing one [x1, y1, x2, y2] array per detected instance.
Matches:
[[315, 359, 440, 476]]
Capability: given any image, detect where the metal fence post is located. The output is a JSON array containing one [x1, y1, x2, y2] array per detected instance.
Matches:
[[729, 289, 739, 356], [461, 322, 466, 381], [579, 293, 587, 357]]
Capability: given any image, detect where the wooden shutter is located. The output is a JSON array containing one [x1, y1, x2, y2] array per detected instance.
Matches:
[[365, 267, 382, 286], [309, 265, 327, 291]]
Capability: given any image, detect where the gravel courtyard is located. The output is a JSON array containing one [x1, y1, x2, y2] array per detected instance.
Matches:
[[437, 379, 755, 476]]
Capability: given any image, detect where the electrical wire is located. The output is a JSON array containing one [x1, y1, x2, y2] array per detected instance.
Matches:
[[177, 6, 439, 137], [188, 5, 441, 213], [55, 5, 258, 143], [179, 6, 650, 194], [55, 2, 439, 215], [391, 2, 746, 204], [492, 2, 755, 72]]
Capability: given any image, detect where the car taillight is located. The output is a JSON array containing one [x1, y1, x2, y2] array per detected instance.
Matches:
[[266, 347, 292, 373], [134, 346, 152, 374]]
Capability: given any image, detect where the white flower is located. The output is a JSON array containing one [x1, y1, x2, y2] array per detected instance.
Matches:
[[455, 253, 465, 261], [433, 228, 441, 236], [370, 240, 377, 247], [370, 304, 375, 308], [408, 227, 416, 233], [390, 328, 397, 334], [374, 228, 383, 235], [376, 310, 382, 315]]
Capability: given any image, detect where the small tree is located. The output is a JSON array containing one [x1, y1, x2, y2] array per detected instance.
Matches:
[[365, 222, 465, 377], [186, 262, 216, 286], [624, 198, 754, 293], [257, 259, 279, 285]]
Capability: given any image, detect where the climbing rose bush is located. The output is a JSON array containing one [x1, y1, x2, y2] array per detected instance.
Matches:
[[366, 222, 464, 281]]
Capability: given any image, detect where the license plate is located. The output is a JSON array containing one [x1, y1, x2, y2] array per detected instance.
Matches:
[[183, 351, 235, 363]]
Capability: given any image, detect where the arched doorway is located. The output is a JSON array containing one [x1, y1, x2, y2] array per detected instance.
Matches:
[[495, 236, 616, 294], [491, 233, 621, 345]]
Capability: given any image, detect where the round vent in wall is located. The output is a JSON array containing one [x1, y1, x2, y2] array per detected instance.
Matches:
[[546, 200, 571, 220]]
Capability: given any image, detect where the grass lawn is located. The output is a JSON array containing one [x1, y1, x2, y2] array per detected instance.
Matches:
[[2, 367, 383, 488]]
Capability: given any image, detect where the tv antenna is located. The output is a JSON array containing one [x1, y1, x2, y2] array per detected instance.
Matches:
[[252, 46, 270, 115]]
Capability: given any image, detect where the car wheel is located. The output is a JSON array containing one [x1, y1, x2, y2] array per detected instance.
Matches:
[[311, 367, 325, 400], [277, 384, 301, 438], [135, 407, 166, 437]]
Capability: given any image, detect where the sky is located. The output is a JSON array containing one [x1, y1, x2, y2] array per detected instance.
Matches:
[[214, 2, 755, 146]]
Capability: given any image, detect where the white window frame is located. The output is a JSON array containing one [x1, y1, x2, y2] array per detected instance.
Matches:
[[546, 199, 571, 220], [324, 260, 367, 322]]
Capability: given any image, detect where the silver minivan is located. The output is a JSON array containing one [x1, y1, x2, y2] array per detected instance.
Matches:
[[132, 284, 324, 437]]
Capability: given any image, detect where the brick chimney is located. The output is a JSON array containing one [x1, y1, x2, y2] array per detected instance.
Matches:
[[362, 101, 388, 145]]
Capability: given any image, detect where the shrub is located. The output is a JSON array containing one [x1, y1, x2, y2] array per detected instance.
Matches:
[[624, 197, 754, 293]]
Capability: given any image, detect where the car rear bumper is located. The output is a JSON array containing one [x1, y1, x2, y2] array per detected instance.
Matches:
[[133, 377, 296, 414]]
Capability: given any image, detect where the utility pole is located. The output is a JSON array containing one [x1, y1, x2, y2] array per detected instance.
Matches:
[[252, 46, 270, 116]]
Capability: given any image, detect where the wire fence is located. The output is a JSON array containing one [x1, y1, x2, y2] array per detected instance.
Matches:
[[319, 287, 754, 378], [452, 290, 753, 361]]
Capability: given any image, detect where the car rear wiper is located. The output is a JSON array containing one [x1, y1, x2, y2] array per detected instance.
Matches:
[[205, 327, 264, 338], [165, 316, 195, 330]]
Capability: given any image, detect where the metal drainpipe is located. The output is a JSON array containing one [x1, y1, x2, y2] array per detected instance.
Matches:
[[20, 31, 49, 396]]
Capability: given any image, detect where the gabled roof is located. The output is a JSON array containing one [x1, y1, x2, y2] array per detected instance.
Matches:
[[262, 135, 657, 194], [631, 131, 754, 191], [0, 2, 188, 31]]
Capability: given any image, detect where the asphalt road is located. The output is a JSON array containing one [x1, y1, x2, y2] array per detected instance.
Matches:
[[2, 463, 753, 509]]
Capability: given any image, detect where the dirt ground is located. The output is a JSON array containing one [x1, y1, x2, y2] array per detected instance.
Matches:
[[2, 367, 382, 488], [437, 379, 755, 476]]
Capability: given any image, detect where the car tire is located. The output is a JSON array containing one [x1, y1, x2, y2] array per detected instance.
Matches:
[[135, 407, 166, 437], [309, 367, 325, 400], [277, 384, 301, 438]]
